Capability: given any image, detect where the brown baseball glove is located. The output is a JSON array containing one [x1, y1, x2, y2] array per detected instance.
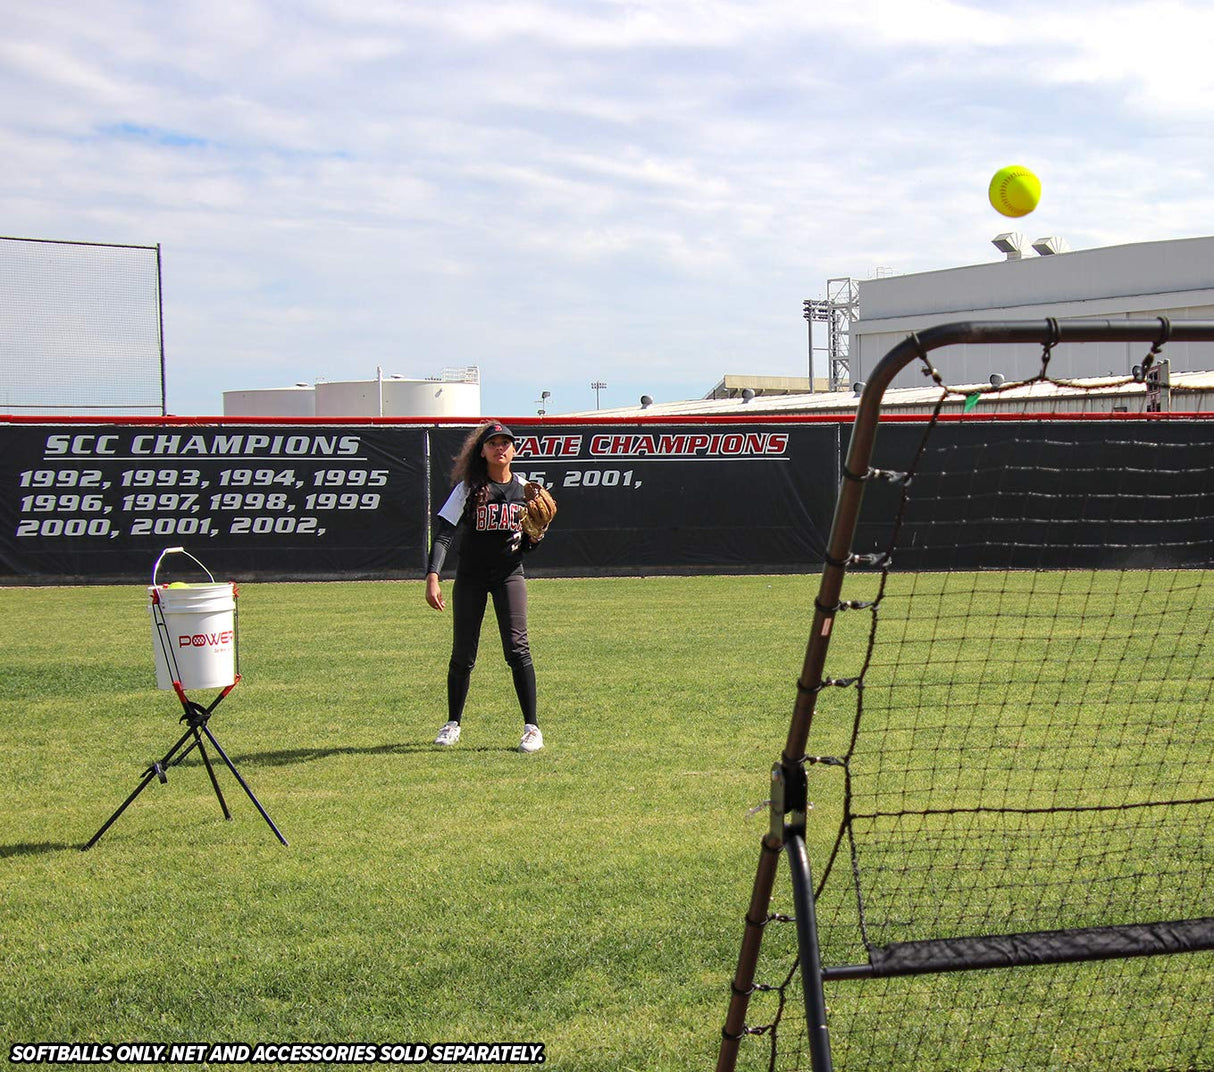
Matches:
[[521, 482, 557, 541]]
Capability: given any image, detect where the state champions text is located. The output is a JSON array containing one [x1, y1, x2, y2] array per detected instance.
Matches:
[[513, 431, 789, 459]]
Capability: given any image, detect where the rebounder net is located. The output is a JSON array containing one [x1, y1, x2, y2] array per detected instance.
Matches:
[[0, 236, 164, 413], [723, 322, 1214, 1072]]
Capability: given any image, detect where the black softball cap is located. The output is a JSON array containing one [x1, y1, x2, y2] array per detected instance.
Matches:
[[478, 421, 516, 447]]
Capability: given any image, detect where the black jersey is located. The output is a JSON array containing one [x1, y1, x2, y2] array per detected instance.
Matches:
[[429, 475, 529, 580]]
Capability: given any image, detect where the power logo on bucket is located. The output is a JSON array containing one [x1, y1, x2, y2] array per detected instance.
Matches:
[[178, 630, 235, 648]]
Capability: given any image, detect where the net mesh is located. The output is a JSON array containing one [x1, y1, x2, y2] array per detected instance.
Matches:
[[732, 339, 1214, 1072], [0, 236, 163, 412]]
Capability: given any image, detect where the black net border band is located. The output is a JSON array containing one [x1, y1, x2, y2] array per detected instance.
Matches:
[[822, 917, 1214, 980]]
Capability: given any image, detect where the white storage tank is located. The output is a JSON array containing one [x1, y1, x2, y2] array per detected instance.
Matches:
[[222, 384, 316, 417], [313, 368, 480, 417], [222, 368, 480, 417]]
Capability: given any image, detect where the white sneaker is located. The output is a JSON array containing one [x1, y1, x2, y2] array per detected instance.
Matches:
[[434, 720, 461, 746], [518, 724, 544, 753]]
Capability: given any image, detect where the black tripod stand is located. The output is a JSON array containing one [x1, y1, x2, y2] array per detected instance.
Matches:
[[82, 680, 288, 850], [84, 547, 287, 850]]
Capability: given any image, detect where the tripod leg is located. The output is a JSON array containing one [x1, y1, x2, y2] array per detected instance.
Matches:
[[174, 694, 233, 821], [81, 726, 196, 851], [193, 729, 233, 821], [200, 724, 289, 846]]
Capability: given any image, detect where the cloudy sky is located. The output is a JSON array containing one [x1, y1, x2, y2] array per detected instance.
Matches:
[[4, 0, 1213, 417]]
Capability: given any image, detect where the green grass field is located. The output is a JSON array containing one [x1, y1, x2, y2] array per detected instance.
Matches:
[[1, 576, 826, 1071], [4, 573, 1211, 1072]]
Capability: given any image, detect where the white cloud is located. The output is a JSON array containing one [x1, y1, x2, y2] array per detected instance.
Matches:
[[2, 0, 1213, 416]]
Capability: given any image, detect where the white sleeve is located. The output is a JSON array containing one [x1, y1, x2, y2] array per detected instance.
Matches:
[[437, 483, 470, 526]]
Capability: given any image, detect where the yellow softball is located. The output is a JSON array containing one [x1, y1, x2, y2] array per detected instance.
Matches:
[[989, 166, 1041, 218]]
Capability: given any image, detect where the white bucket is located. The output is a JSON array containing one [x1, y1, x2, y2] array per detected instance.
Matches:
[[148, 582, 238, 690]]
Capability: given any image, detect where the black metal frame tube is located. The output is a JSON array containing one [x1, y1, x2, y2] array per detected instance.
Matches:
[[786, 831, 834, 1072]]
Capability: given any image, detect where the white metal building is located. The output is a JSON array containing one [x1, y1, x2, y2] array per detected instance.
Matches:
[[575, 234, 1214, 420], [852, 234, 1214, 389]]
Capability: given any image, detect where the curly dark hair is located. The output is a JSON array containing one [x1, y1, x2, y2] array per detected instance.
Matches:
[[450, 421, 501, 507]]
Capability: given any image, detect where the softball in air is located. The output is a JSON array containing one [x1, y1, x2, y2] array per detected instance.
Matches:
[[989, 166, 1041, 217]]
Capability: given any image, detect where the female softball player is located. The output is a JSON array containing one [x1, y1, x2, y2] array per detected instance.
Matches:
[[425, 421, 545, 753]]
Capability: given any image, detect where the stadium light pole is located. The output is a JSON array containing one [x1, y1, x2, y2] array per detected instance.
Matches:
[[590, 380, 607, 409]]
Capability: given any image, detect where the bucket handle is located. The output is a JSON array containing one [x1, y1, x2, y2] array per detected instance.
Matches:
[[152, 546, 216, 587]]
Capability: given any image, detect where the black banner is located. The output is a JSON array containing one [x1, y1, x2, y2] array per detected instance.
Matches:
[[9, 416, 1214, 582], [0, 420, 841, 582], [427, 423, 841, 575], [853, 419, 1214, 571], [0, 424, 428, 581]]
